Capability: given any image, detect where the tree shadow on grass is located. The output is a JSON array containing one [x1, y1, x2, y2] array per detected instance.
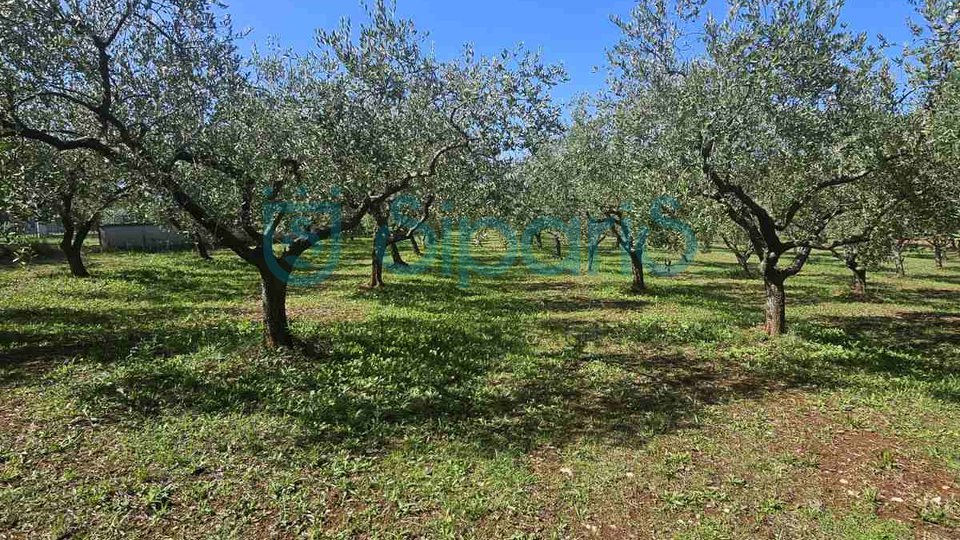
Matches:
[[32, 299, 960, 463], [791, 311, 960, 402], [912, 272, 960, 287], [0, 305, 257, 387], [109, 264, 254, 303], [10, 251, 960, 461], [69, 315, 522, 443], [465, 351, 790, 452], [60, 307, 805, 458]]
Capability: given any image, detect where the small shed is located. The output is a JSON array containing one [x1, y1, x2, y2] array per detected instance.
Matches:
[[98, 224, 189, 251]]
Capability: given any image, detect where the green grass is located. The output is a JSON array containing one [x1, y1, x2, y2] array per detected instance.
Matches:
[[1, 238, 958, 538]]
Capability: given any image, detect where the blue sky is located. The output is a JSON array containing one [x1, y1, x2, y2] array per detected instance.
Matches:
[[224, 0, 917, 107]]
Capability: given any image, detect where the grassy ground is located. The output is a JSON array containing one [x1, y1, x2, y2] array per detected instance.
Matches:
[[1, 237, 958, 539]]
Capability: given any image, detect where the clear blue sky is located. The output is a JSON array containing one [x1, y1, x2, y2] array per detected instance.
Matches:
[[224, 0, 917, 107]]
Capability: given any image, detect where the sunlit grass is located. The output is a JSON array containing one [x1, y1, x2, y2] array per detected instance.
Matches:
[[1, 239, 958, 538]]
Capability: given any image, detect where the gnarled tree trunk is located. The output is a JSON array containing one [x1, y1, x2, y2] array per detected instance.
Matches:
[[61, 239, 89, 277], [892, 240, 907, 277], [763, 272, 787, 336], [370, 204, 389, 287], [852, 267, 867, 296], [59, 216, 96, 278], [734, 252, 753, 277], [390, 242, 408, 267], [629, 249, 645, 292], [370, 246, 385, 288], [932, 238, 946, 269], [58, 186, 94, 278], [410, 234, 422, 256], [836, 250, 867, 297], [845, 258, 867, 297], [258, 264, 293, 348], [195, 231, 213, 260]]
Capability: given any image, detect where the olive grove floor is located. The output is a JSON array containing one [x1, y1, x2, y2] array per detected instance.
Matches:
[[1, 240, 958, 539]]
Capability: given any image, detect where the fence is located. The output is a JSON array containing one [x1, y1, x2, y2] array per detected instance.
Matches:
[[13, 221, 66, 237]]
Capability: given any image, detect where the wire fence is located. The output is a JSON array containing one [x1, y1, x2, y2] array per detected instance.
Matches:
[[11, 221, 66, 237]]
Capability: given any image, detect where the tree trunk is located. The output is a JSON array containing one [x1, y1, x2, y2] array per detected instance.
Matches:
[[390, 242, 408, 267], [933, 240, 945, 269], [534, 232, 543, 249], [258, 266, 292, 348], [852, 267, 867, 297], [892, 242, 906, 277], [587, 234, 607, 273], [763, 275, 787, 336], [59, 216, 94, 278], [61, 240, 90, 278], [370, 205, 388, 287], [195, 231, 213, 260], [370, 245, 385, 288], [629, 250, 645, 292], [553, 235, 562, 259], [722, 235, 753, 277], [838, 252, 867, 297], [58, 190, 91, 278], [410, 235, 422, 256], [735, 252, 753, 277]]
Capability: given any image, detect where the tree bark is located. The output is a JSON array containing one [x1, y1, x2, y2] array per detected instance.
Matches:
[[892, 241, 907, 277], [588, 236, 604, 272], [629, 250, 645, 292], [369, 204, 389, 287], [59, 220, 95, 278], [844, 257, 867, 297], [735, 252, 753, 277], [852, 267, 867, 297], [258, 265, 293, 348], [836, 251, 868, 297], [410, 234, 422, 256], [58, 186, 92, 278], [61, 240, 90, 277], [553, 235, 562, 259], [763, 274, 787, 336], [370, 245, 385, 288], [195, 231, 213, 260], [390, 242, 408, 267], [534, 232, 543, 249], [932, 239, 946, 269]]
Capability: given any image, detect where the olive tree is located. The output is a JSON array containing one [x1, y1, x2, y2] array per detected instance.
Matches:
[[609, 0, 910, 335], [0, 0, 562, 347], [909, 0, 960, 268], [0, 142, 128, 276], [517, 99, 687, 292], [310, 6, 564, 288]]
